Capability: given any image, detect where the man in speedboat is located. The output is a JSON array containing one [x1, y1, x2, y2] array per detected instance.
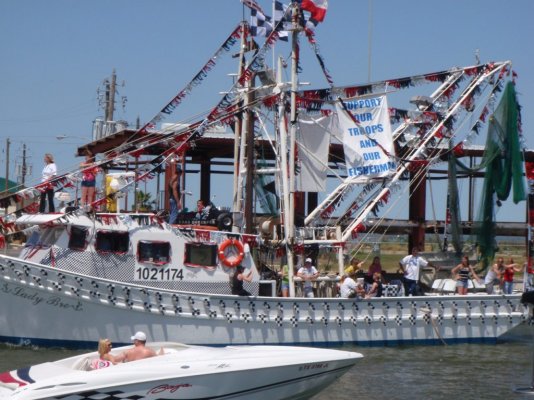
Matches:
[[118, 331, 157, 362]]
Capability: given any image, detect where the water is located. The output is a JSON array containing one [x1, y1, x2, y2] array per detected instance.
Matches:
[[2, 342, 534, 399], [313, 342, 534, 400]]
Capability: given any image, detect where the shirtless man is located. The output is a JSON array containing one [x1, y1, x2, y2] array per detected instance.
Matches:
[[119, 331, 157, 362]]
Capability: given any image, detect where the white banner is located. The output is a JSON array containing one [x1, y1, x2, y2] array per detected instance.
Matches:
[[296, 114, 331, 192], [336, 95, 396, 181]]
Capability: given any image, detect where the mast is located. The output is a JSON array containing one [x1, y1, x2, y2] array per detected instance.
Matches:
[[277, 57, 294, 296], [283, 3, 301, 298], [105, 69, 117, 122], [288, 4, 298, 242], [244, 80, 256, 233], [232, 22, 247, 232]]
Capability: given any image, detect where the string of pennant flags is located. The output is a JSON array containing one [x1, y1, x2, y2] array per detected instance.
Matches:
[[136, 25, 242, 136], [0, 0, 523, 250], [0, 15, 291, 239], [0, 65, 515, 203]]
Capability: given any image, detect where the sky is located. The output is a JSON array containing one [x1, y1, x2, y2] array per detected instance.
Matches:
[[1, 0, 533, 222]]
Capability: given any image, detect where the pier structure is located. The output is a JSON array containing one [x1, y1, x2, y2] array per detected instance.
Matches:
[[74, 128, 534, 240]]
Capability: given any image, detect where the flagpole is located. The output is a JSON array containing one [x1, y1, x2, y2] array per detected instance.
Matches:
[[272, 0, 275, 70], [232, 22, 248, 232], [286, 3, 300, 298], [367, 0, 373, 82]]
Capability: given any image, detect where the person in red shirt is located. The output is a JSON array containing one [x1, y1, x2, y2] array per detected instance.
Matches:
[[502, 258, 522, 294], [80, 151, 99, 210]]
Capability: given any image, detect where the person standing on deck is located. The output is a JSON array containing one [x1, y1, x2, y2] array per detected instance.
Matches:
[[279, 263, 290, 297], [39, 153, 57, 213], [297, 258, 319, 298], [451, 255, 480, 295], [398, 247, 435, 296], [80, 151, 99, 211], [485, 257, 507, 294], [502, 258, 522, 294], [168, 163, 182, 224], [231, 265, 253, 296]]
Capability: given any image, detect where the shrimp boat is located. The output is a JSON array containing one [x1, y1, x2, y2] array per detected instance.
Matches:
[[0, 1, 531, 348], [0, 342, 362, 399]]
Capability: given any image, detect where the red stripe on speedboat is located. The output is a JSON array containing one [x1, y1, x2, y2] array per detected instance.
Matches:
[[0, 371, 27, 387]]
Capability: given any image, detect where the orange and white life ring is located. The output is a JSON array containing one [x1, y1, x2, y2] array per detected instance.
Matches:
[[218, 238, 245, 267]]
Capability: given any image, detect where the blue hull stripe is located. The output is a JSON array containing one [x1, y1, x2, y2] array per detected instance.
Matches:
[[0, 334, 499, 350]]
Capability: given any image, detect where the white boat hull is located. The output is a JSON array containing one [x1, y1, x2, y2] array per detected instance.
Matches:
[[0, 343, 361, 399], [0, 255, 528, 348]]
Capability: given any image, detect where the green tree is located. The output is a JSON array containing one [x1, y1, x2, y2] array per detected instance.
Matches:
[[136, 190, 153, 211]]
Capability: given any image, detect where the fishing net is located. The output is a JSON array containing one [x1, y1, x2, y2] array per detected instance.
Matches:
[[456, 82, 525, 269], [447, 152, 463, 255]]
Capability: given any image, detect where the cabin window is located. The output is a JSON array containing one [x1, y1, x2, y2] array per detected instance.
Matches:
[[68, 226, 89, 251], [184, 242, 218, 267], [137, 241, 171, 265], [95, 230, 130, 254]]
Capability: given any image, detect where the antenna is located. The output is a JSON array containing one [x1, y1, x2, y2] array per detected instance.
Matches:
[[96, 69, 127, 121], [15, 143, 32, 186], [475, 49, 480, 65]]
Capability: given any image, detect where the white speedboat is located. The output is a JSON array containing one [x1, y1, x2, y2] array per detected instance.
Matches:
[[0, 342, 361, 400]]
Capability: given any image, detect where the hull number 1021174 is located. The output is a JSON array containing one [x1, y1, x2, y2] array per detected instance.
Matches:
[[134, 267, 184, 281]]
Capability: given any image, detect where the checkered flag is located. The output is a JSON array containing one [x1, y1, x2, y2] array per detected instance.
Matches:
[[244, 0, 289, 42]]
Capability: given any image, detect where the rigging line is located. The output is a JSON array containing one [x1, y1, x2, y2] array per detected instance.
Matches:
[[339, 68, 510, 242], [253, 110, 279, 158], [54, 90, 267, 192], [332, 122, 446, 238], [299, 62, 495, 101], [439, 77, 506, 148], [336, 190, 375, 232], [427, 173, 442, 246], [129, 23, 244, 145], [389, 70, 467, 144], [394, 72, 500, 166], [353, 183, 414, 251], [353, 184, 403, 236], [110, 96, 261, 154], [350, 147, 440, 241], [0, 91, 270, 209], [93, 93, 272, 165], [125, 21, 282, 164]]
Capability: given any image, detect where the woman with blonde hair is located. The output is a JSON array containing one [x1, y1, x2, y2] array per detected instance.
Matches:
[[39, 153, 57, 213], [97, 338, 120, 365], [366, 272, 384, 298]]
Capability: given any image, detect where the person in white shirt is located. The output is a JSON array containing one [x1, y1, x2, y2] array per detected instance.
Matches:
[[39, 153, 57, 213], [297, 258, 319, 298], [339, 274, 358, 298], [398, 246, 434, 296]]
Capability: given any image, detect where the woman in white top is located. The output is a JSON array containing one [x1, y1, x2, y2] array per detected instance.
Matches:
[[39, 153, 57, 213]]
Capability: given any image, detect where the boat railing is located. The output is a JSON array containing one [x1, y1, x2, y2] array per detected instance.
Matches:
[[292, 276, 403, 298], [0, 254, 527, 332], [295, 226, 341, 243]]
